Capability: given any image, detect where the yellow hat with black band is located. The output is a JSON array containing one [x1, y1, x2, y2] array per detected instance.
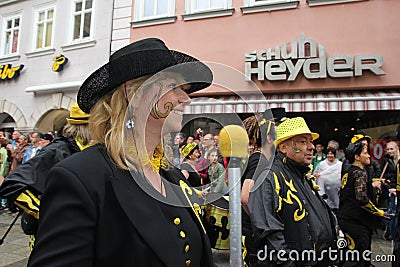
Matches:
[[181, 143, 199, 159], [66, 103, 90, 125], [351, 134, 371, 144], [274, 117, 319, 147]]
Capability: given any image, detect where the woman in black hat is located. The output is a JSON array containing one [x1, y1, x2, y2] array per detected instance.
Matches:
[[28, 38, 214, 267]]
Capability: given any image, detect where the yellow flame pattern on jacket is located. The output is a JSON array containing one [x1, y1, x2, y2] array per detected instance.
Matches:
[[273, 172, 306, 222]]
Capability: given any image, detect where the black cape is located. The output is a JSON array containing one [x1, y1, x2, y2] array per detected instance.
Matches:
[[0, 136, 80, 200]]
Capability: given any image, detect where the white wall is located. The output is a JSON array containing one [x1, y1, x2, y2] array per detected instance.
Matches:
[[0, 0, 114, 130]]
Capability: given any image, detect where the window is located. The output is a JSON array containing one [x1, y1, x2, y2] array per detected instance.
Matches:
[[35, 7, 54, 49], [182, 0, 233, 21], [241, 0, 299, 14], [134, 0, 175, 21], [2, 15, 20, 55], [72, 0, 93, 41], [247, 0, 295, 5], [189, 0, 227, 12]]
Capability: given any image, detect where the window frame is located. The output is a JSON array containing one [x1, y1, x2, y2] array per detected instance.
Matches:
[[1, 13, 21, 57], [133, 0, 175, 22], [33, 4, 55, 50], [185, 0, 232, 14], [71, 0, 94, 42], [241, 0, 299, 14]]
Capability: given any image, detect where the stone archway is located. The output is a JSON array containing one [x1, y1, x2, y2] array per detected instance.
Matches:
[[30, 93, 76, 132], [36, 109, 70, 134], [0, 99, 28, 129]]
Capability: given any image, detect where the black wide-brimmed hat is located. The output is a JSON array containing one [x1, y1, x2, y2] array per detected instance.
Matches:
[[78, 38, 213, 113]]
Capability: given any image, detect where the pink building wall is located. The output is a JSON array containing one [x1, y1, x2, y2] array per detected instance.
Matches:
[[130, 0, 400, 96]]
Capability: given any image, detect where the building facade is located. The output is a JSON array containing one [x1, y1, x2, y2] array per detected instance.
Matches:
[[0, 0, 114, 134], [129, 0, 400, 159]]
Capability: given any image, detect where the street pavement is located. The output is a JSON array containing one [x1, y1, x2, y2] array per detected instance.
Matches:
[[0, 209, 394, 267], [0, 210, 29, 267]]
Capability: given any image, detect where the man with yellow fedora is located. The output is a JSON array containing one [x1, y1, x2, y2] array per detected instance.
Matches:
[[248, 117, 337, 266], [0, 103, 92, 249]]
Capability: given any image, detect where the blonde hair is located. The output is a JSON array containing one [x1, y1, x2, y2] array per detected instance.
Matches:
[[387, 141, 399, 163], [63, 123, 91, 146], [89, 72, 187, 170]]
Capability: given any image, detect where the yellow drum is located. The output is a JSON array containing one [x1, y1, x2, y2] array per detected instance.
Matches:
[[203, 194, 230, 250]]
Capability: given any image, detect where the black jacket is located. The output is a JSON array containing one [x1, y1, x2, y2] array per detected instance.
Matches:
[[248, 152, 336, 266], [0, 136, 80, 200], [380, 154, 398, 188], [341, 158, 382, 182], [337, 165, 384, 230], [28, 144, 214, 267]]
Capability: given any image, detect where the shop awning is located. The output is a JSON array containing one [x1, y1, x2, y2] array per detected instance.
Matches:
[[184, 89, 400, 114]]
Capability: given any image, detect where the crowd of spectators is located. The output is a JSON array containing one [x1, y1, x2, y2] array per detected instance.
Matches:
[[168, 128, 228, 195], [0, 130, 54, 210]]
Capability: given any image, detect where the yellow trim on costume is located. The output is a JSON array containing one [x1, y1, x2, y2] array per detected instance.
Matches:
[[276, 172, 306, 222], [361, 200, 385, 217], [14, 190, 40, 219], [273, 173, 283, 213], [345, 233, 356, 250], [179, 180, 206, 234], [29, 235, 35, 251], [242, 235, 249, 267], [75, 137, 92, 151], [282, 173, 297, 193], [341, 173, 348, 189]]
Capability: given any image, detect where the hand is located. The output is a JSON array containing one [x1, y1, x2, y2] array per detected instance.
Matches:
[[372, 180, 381, 190], [389, 188, 397, 196], [313, 173, 320, 178], [0, 175, 4, 186], [6, 144, 13, 151], [384, 212, 396, 217]]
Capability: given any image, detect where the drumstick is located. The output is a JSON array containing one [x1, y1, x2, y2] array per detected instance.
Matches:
[[378, 162, 390, 186], [380, 162, 389, 181]]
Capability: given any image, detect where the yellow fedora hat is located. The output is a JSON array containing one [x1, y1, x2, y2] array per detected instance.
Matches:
[[274, 117, 319, 146], [66, 103, 90, 125]]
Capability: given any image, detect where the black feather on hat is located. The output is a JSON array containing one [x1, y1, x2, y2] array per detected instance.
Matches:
[[78, 38, 213, 113]]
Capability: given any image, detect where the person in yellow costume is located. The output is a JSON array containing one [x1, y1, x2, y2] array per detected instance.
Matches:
[[0, 103, 92, 249], [28, 38, 215, 267], [337, 142, 392, 267], [249, 117, 337, 266]]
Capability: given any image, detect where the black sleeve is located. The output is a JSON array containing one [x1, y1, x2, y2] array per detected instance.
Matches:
[[371, 159, 382, 179], [0, 141, 73, 199], [241, 153, 261, 185], [28, 166, 97, 267], [248, 171, 293, 265], [0, 148, 58, 200]]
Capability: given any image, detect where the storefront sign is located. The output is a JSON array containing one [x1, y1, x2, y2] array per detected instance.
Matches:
[[0, 64, 24, 80], [245, 34, 385, 81], [52, 54, 68, 72]]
